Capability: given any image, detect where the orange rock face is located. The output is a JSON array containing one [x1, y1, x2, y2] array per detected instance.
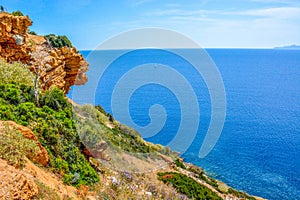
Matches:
[[0, 12, 88, 93], [0, 159, 38, 200], [0, 12, 32, 63], [42, 46, 89, 93]]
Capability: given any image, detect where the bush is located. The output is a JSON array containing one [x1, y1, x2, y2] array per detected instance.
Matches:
[[11, 10, 23, 16], [28, 29, 37, 35], [0, 84, 34, 105], [95, 105, 107, 115], [39, 86, 70, 112], [45, 34, 72, 48], [207, 178, 219, 189], [174, 158, 186, 169]]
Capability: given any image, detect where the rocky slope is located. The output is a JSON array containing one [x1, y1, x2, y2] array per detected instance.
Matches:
[[0, 12, 88, 93], [0, 158, 81, 200], [0, 158, 38, 200]]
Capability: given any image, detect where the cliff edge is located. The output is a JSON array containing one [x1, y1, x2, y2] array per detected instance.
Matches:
[[0, 12, 88, 93]]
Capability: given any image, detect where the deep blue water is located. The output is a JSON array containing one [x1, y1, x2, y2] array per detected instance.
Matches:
[[70, 49, 300, 200]]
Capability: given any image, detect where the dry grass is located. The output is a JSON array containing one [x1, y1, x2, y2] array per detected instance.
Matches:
[[0, 122, 40, 168], [217, 181, 230, 193], [100, 148, 169, 173], [92, 170, 186, 200]]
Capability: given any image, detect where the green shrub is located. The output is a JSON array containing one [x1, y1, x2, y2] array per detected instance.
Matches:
[[11, 10, 23, 16], [95, 105, 107, 115], [45, 34, 72, 48], [0, 84, 34, 106], [28, 29, 37, 35], [207, 178, 219, 189], [39, 86, 70, 112], [0, 103, 16, 121], [186, 165, 220, 189], [158, 172, 221, 200], [174, 158, 186, 169]]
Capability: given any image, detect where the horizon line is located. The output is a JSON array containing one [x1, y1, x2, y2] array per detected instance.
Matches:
[[78, 46, 300, 51]]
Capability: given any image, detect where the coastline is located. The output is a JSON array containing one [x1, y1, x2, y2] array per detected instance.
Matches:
[[0, 11, 267, 199]]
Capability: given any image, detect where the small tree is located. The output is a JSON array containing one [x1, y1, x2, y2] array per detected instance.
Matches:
[[11, 10, 23, 16], [30, 46, 50, 105], [28, 29, 37, 35], [45, 34, 72, 48]]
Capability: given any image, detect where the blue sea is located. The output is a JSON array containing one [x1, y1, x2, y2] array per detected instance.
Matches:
[[69, 49, 300, 200]]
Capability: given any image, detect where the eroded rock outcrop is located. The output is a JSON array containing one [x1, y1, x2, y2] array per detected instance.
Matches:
[[83, 141, 111, 161], [30, 42, 88, 92], [0, 12, 88, 93], [0, 12, 32, 63], [0, 157, 82, 200], [0, 159, 38, 200]]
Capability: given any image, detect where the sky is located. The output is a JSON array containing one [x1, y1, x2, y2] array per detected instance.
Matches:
[[1, 0, 300, 49]]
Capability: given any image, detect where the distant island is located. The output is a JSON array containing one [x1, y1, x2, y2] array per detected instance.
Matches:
[[274, 45, 300, 50]]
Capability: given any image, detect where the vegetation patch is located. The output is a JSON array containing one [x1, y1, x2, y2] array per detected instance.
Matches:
[[0, 83, 99, 186], [227, 188, 256, 200], [174, 158, 186, 169], [0, 59, 34, 86], [186, 165, 219, 188], [11, 10, 23, 16], [76, 104, 167, 155], [158, 172, 222, 200], [28, 29, 37, 35], [0, 124, 40, 168], [45, 34, 72, 48]]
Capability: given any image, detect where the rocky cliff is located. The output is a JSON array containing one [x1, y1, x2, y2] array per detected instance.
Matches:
[[0, 12, 32, 63], [0, 12, 88, 93]]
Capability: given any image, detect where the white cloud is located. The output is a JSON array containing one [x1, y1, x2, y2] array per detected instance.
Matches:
[[231, 7, 300, 19], [143, 7, 300, 47], [103, 5, 300, 48], [144, 6, 300, 20]]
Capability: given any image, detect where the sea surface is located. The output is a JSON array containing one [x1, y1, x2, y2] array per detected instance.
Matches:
[[69, 49, 300, 200]]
